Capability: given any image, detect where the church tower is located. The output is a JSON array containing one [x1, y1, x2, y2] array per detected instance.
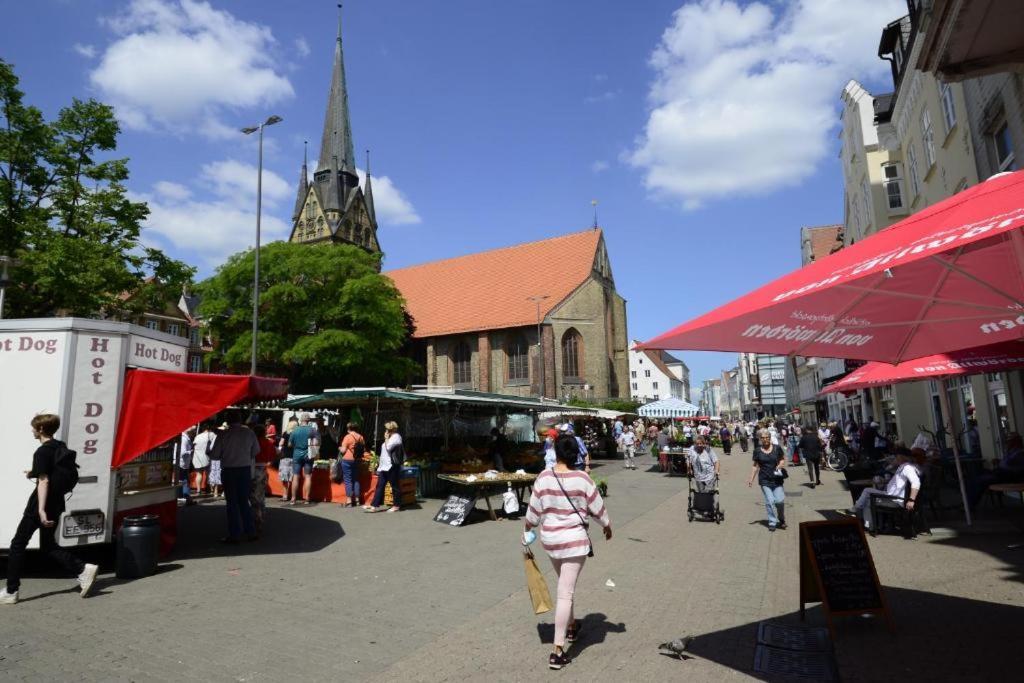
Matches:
[[289, 6, 381, 258]]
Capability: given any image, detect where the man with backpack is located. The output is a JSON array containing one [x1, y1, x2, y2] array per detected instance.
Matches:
[[1, 413, 98, 604]]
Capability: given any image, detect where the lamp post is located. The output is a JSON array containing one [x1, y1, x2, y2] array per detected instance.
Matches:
[[241, 115, 283, 375], [0, 256, 20, 320], [527, 295, 550, 399]]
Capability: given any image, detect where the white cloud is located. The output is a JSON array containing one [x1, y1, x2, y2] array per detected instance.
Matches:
[[628, 0, 904, 209], [591, 160, 610, 173], [200, 159, 290, 207], [585, 90, 619, 104], [90, 0, 293, 136], [295, 37, 310, 58], [73, 43, 97, 59], [153, 180, 191, 200], [141, 192, 291, 270], [593, 73, 608, 83], [356, 169, 421, 226]]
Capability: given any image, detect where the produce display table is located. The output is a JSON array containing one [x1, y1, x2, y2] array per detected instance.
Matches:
[[438, 473, 537, 521]]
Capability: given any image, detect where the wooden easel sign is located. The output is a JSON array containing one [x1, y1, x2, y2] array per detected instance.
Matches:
[[799, 519, 893, 637]]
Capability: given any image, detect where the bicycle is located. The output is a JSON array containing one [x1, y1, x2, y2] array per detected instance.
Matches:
[[824, 447, 850, 471]]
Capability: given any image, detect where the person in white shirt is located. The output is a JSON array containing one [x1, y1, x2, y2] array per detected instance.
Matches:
[[192, 423, 215, 495], [853, 450, 921, 530], [768, 424, 780, 447], [818, 424, 831, 454], [618, 428, 637, 470], [365, 421, 404, 513]]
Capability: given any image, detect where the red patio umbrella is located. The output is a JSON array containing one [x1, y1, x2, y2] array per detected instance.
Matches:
[[820, 340, 1024, 395], [642, 171, 1024, 363]]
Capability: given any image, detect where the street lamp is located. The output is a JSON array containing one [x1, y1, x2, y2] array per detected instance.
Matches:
[[241, 114, 283, 375], [0, 256, 21, 320], [527, 295, 550, 399]]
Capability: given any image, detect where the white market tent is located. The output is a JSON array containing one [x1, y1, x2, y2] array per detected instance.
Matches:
[[637, 397, 700, 418]]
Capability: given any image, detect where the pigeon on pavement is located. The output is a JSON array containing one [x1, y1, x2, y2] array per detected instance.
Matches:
[[658, 636, 695, 659]]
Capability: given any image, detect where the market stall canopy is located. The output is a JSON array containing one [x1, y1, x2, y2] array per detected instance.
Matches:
[[820, 340, 1024, 396], [283, 387, 583, 414], [637, 397, 700, 418], [112, 370, 288, 468], [642, 171, 1024, 364]]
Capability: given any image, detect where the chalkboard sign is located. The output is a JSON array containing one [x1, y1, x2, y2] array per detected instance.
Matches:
[[799, 519, 891, 636], [434, 493, 477, 527]]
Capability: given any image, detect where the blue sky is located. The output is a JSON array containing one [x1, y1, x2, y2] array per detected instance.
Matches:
[[1, 0, 905, 389]]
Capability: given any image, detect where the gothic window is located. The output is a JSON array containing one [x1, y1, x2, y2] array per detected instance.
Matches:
[[507, 334, 529, 383], [452, 341, 472, 385], [561, 329, 583, 380], [305, 200, 315, 220], [354, 225, 363, 245]]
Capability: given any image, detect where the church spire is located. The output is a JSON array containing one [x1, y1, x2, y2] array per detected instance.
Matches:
[[316, 4, 356, 176], [364, 148, 376, 224], [292, 140, 309, 222]]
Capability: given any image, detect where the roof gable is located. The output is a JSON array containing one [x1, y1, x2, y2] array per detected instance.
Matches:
[[387, 229, 603, 338]]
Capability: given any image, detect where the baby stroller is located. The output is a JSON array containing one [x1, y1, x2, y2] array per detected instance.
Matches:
[[687, 475, 724, 524]]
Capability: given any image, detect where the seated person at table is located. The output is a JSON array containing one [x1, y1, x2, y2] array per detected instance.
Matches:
[[852, 449, 920, 530], [969, 433, 1024, 509]]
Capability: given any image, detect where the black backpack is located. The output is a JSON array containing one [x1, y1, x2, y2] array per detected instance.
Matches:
[[50, 441, 80, 496], [352, 440, 365, 459]]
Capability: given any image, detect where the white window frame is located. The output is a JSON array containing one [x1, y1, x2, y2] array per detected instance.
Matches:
[[189, 327, 200, 346], [881, 162, 904, 211], [644, 370, 651, 378], [921, 108, 936, 169], [189, 355, 203, 373], [145, 320, 159, 331], [652, 381, 659, 390], [166, 323, 180, 337], [906, 144, 921, 198], [993, 120, 1016, 172], [939, 81, 956, 133]]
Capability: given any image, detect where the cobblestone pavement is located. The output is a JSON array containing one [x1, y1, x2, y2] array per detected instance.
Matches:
[[2, 450, 1022, 682]]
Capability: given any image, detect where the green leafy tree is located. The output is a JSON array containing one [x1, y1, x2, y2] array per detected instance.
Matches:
[[567, 396, 642, 414], [197, 241, 417, 391], [0, 59, 193, 317]]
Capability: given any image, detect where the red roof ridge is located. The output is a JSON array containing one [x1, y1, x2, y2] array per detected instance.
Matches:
[[385, 227, 602, 275]]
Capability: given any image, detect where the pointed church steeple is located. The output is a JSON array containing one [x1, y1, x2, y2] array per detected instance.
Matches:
[[364, 149, 376, 224], [316, 5, 357, 177], [292, 140, 309, 222]]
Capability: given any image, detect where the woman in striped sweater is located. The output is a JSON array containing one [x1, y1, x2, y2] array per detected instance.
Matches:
[[525, 435, 612, 670]]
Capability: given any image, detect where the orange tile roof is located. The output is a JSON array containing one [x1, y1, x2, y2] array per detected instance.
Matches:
[[807, 224, 843, 262], [386, 229, 603, 338]]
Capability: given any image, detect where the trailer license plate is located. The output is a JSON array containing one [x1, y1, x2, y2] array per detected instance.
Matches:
[[63, 512, 104, 538]]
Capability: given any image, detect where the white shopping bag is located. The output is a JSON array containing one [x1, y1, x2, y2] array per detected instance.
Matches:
[[503, 490, 520, 515]]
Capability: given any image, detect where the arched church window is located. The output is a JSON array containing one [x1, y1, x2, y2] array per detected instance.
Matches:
[[507, 334, 529, 383], [561, 329, 583, 380], [452, 341, 472, 385]]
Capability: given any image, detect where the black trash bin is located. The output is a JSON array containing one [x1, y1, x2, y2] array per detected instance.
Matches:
[[116, 514, 160, 579]]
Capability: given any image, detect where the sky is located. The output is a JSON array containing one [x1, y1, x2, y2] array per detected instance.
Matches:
[[1, 0, 906, 389]]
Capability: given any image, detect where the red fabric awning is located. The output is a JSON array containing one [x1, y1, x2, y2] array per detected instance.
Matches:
[[111, 369, 288, 468], [643, 171, 1024, 363], [819, 340, 1024, 395]]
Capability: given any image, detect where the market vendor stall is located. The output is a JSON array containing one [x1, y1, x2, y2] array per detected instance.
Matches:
[[281, 388, 584, 505], [436, 472, 537, 523]]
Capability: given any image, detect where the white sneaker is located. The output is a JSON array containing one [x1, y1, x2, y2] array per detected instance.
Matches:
[[78, 564, 99, 598], [0, 588, 18, 605]]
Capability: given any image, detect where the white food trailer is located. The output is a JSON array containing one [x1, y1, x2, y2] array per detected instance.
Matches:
[[1, 317, 287, 555], [0, 318, 189, 551]]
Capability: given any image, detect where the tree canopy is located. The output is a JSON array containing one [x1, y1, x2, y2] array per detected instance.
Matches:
[[197, 241, 418, 392], [0, 59, 192, 317]]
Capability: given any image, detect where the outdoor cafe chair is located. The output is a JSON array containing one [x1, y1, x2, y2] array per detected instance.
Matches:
[[869, 488, 931, 539]]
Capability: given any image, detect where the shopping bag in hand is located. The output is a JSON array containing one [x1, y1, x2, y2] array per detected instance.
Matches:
[[523, 547, 553, 615]]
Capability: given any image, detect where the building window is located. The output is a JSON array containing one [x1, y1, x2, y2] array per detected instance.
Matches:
[[189, 327, 200, 346], [653, 394, 659, 400], [306, 201, 315, 220], [452, 341, 472, 385], [993, 121, 1017, 172], [167, 323, 180, 337], [860, 177, 871, 226], [921, 108, 936, 169], [632, 382, 638, 391], [561, 329, 582, 380], [507, 334, 529, 383], [939, 82, 956, 133], [189, 355, 202, 372], [145, 320, 159, 331], [907, 144, 921, 198], [652, 381, 659, 390], [644, 370, 651, 378], [882, 163, 904, 210], [631, 370, 636, 379]]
